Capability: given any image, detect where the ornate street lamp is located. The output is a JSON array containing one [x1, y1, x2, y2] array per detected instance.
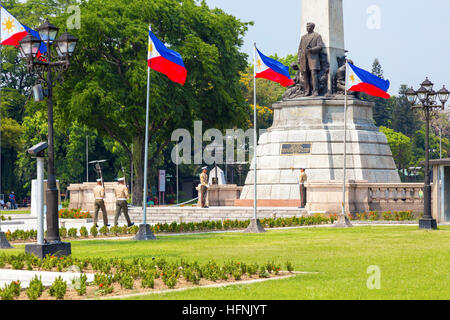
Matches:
[[19, 18, 78, 258], [406, 77, 449, 230]]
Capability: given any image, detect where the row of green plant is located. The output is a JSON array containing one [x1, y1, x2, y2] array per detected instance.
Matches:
[[0, 253, 294, 300], [0, 215, 12, 221], [348, 210, 420, 221], [3, 214, 337, 242]]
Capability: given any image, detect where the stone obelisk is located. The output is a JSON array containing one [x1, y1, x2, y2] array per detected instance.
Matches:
[[300, 0, 345, 92]]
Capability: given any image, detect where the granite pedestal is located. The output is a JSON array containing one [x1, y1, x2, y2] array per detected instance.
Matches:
[[240, 97, 401, 203], [25, 242, 71, 259]]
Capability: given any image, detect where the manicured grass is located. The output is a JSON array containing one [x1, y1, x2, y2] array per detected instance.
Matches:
[[2, 226, 449, 300], [1, 210, 31, 215]]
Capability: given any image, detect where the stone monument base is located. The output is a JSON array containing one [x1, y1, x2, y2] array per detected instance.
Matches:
[[243, 219, 266, 233], [0, 232, 13, 249], [134, 224, 157, 240], [25, 242, 71, 259]]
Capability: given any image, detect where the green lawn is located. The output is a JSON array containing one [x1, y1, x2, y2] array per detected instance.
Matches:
[[3, 226, 449, 300], [0, 210, 31, 215]]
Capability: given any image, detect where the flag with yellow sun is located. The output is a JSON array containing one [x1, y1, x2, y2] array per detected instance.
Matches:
[[1, 6, 28, 46]]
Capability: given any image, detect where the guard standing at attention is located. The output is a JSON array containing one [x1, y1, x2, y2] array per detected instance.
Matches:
[[114, 177, 134, 227], [200, 167, 209, 208], [299, 168, 308, 208], [93, 179, 110, 227]]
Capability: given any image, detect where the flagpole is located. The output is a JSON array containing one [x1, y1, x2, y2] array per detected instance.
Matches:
[[142, 26, 151, 226], [253, 43, 257, 221], [335, 59, 352, 228], [342, 58, 348, 218]]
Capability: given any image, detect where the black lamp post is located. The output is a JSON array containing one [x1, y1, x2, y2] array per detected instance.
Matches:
[[405, 78, 449, 230], [19, 19, 78, 258]]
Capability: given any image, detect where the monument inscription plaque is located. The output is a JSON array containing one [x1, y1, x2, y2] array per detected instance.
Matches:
[[281, 143, 312, 155]]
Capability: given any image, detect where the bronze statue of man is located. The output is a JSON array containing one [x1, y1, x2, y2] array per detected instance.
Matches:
[[298, 22, 324, 96]]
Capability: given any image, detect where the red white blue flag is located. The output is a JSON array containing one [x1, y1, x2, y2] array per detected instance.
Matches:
[[255, 47, 294, 87], [346, 62, 390, 99], [0, 6, 47, 59], [148, 27, 187, 85]]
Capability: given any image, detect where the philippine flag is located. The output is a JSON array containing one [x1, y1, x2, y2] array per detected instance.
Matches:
[[346, 62, 390, 99], [0, 6, 28, 46], [0, 6, 47, 59], [255, 47, 294, 87], [148, 28, 187, 85]]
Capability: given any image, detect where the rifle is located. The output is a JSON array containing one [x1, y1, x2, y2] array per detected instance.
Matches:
[[89, 160, 107, 189]]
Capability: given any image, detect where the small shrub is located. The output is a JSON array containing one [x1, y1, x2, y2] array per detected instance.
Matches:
[[26, 276, 44, 300], [68, 228, 78, 238], [11, 258, 24, 270], [128, 225, 139, 234], [0, 284, 14, 300], [232, 269, 242, 281], [286, 261, 294, 273], [119, 273, 134, 290], [90, 225, 98, 237], [9, 281, 21, 297], [72, 274, 87, 296], [79, 226, 89, 237], [99, 226, 109, 236], [49, 276, 67, 300], [141, 272, 155, 289], [258, 265, 270, 278], [59, 227, 67, 239], [247, 263, 259, 276], [110, 226, 121, 236]]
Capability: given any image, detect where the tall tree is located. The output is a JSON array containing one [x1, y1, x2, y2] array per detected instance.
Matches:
[[391, 85, 422, 138], [54, 0, 250, 204]]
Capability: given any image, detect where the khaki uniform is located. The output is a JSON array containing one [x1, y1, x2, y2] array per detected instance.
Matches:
[[114, 184, 132, 226], [299, 171, 308, 208], [93, 185, 109, 226], [200, 172, 208, 208]]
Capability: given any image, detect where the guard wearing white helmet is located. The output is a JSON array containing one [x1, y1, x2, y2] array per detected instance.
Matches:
[[114, 177, 134, 227]]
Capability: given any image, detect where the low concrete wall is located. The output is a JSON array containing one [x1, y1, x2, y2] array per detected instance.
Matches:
[[68, 182, 120, 215], [305, 180, 426, 216], [195, 185, 243, 207]]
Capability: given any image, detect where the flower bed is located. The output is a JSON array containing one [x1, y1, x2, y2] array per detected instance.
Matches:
[[0, 253, 294, 300], [4, 214, 336, 242], [348, 210, 421, 222], [58, 209, 91, 220]]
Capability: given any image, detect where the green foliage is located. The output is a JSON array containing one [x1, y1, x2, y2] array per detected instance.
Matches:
[[118, 273, 134, 290], [79, 226, 89, 238], [380, 126, 412, 174], [26, 276, 44, 300], [141, 271, 155, 289], [90, 226, 99, 237], [68, 228, 78, 238], [99, 226, 109, 236], [49, 276, 67, 300], [72, 274, 88, 296]]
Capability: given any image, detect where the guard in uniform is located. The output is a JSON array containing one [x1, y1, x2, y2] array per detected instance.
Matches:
[[299, 169, 308, 208], [93, 179, 109, 227], [200, 167, 209, 208], [114, 177, 134, 227]]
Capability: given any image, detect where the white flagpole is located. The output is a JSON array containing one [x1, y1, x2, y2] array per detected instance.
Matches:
[[142, 25, 151, 225], [253, 43, 257, 220], [342, 59, 348, 218]]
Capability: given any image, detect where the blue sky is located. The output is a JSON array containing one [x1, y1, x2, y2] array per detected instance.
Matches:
[[202, 0, 450, 95]]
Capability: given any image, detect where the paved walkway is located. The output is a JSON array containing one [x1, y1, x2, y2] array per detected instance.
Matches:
[[0, 269, 95, 288]]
